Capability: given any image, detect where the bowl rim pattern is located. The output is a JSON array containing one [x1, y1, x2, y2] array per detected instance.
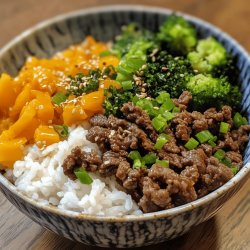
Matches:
[[0, 4, 250, 222]]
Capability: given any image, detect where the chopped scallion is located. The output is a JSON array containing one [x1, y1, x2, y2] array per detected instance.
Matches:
[[219, 122, 230, 134], [128, 151, 141, 161], [54, 125, 69, 139], [161, 111, 174, 121], [207, 139, 216, 147], [156, 91, 170, 104], [214, 149, 225, 160], [172, 107, 181, 113], [195, 130, 214, 143], [154, 133, 169, 150], [156, 159, 169, 168], [231, 166, 238, 175], [233, 112, 248, 128], [99, 50, 113, 57], [162, 98, 175, 111], [221, 157, 232, 167], [74, 168, 93, 185], [52, 92, 67, 105], [133, 158, 142, 169], [121, 80, 133, 90], [132, 95, 140, 104], [184, 137, 199, 150], [152, 115, 167, 132], [242, 117, 248, 125], [142, 153, 157, 164]]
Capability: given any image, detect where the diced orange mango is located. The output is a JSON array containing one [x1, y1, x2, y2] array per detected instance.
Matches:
[[34, 125, 60, 147], [8, 101, 36, 138], [80, 90, 104, 112], [0, 118, 13, 134], [99, 79, 121, 89], [20, 118, 40, 142], [0, 36, 115, 170], [0, 74, 18, 116], [0, 137, 27, 168], [99, 56, 120, 69], [32, 90, 54, 122], [62, 103, 88, 126], [9, 84, 32, 119]]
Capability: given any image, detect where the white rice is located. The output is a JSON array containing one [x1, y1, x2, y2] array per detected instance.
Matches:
[[8, 125, 142, 216]]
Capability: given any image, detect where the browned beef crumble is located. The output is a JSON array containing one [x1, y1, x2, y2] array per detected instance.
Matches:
[[63, 147, 102, 180], [62, 91, 250, 213]]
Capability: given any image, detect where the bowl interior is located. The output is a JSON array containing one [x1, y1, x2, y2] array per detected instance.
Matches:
[[0, 5, 250, 221]]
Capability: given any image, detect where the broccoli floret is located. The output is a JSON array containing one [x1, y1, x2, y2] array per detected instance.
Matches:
[[141, 51, 194, 98], [157, 14, 197, 55], [112, 23, 154, 58], [188, 37, 227, 73], [186, 74, 241, 110]]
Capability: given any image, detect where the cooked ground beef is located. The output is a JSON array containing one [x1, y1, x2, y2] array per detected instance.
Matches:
[[121, 102, 158, 141], [62, 91, 250, 213], [62, 147, 102, 180]]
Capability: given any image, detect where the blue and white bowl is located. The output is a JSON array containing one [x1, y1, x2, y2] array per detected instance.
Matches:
[[0, 5, 250, 248]]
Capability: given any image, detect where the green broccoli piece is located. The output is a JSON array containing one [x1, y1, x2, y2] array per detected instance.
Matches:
[[188, 37, 227, 73], [157, 14, 197, 55], [141, 51, 194, 98], [186, 74, 241, 110], [112, 23, 154, 58]]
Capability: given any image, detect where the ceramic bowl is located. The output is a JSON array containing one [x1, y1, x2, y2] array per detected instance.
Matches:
[[0, 5, 250, 248]]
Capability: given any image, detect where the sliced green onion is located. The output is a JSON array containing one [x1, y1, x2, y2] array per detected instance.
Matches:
[[161, 111, 174, 121], [121, 80, 133, 90], [132, 95, 140, 104], [74, 168, 93, 185], [195, 130, 214, 143], [233, 112, 248, 128], [208, 139, 216, 147], [242, 117, 248, 125], [136, 99, 153, 110], [231, 166, 238, 175], [127, 57, 145, 70], [219, 122, 230, 134], [52, 92, 67, 105], [161, 98, 175, 111], [133, 158, 142, 169], [154, 133, 169, 150], [152, 115, 167, 132], [53, 125, 69, 139], [128, 151, 141, 161], [156, 159, 169, 168], [214, 149, 225, 160], [211, 136, 217, 142], [142, 153, 157, 164], [172, 107, 181, 113], [221, 157, 232, 167], [99, 50, 113, 57], [184, 137, 199, 150], [156, 91, 170, 104], [148, 108, 160, 118]]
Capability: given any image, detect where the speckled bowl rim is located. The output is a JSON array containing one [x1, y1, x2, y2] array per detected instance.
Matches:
[[0, 5, 250, 223]]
